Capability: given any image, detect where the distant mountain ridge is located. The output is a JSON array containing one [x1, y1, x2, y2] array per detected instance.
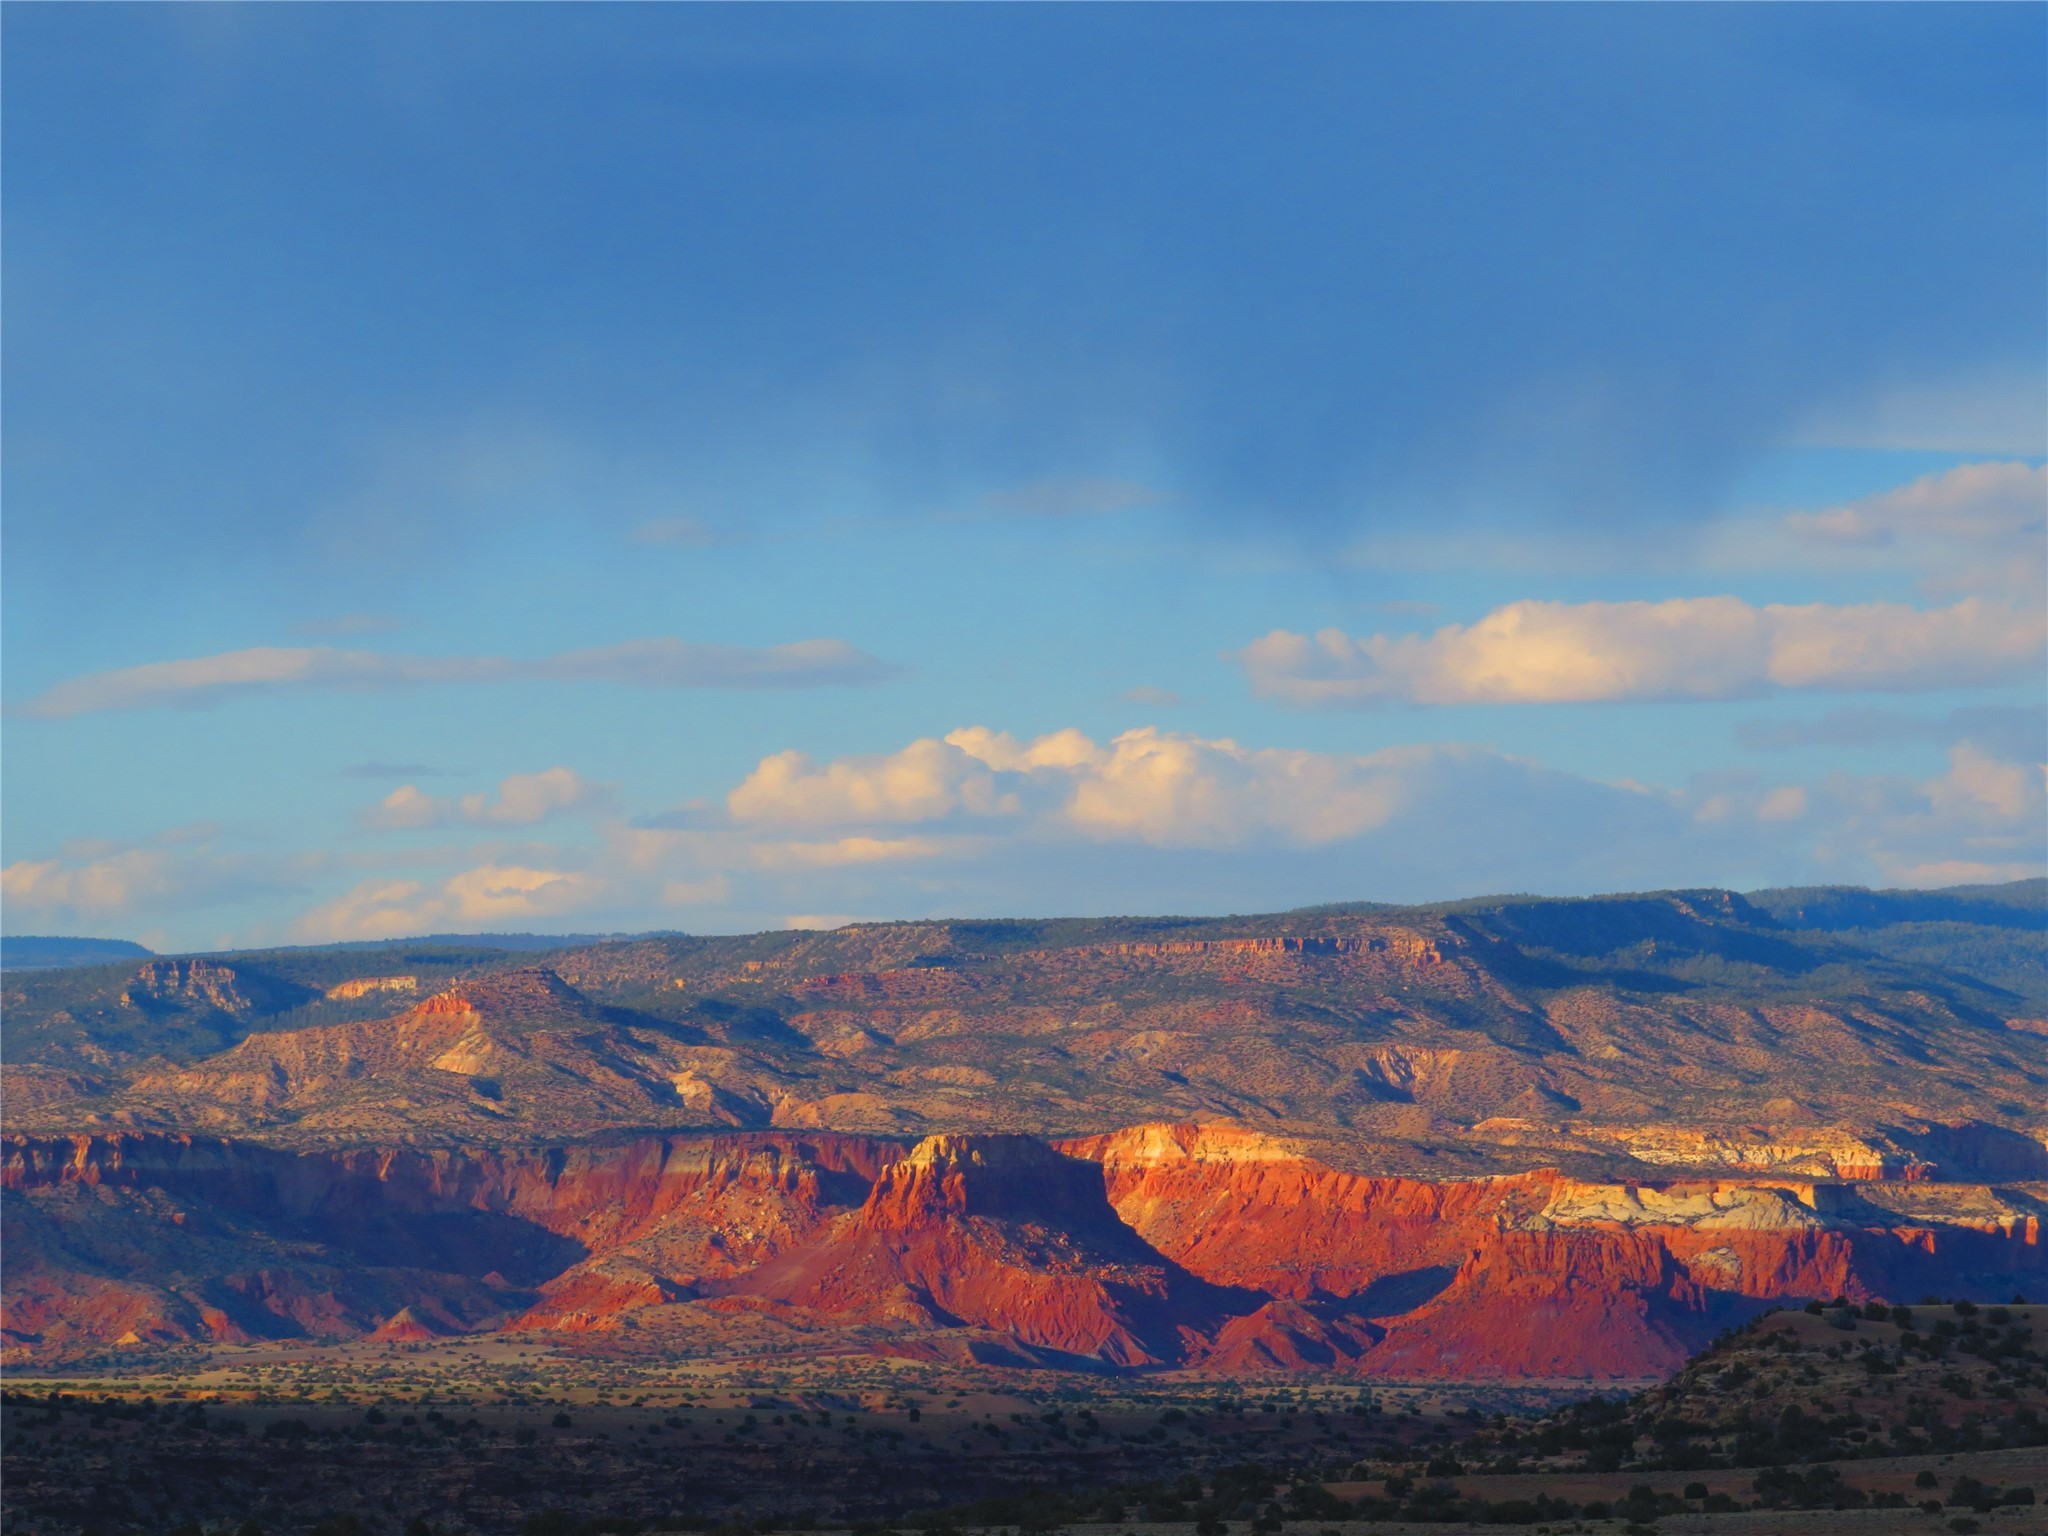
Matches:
[[9, 879, 2038, 967], [4, 881, 2043, 1177], [0, 936, 154, 971]]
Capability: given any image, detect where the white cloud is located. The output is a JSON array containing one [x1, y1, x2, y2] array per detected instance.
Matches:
[[1059, 730, 1411, 847], [289, 864, 607, 943], [1786, 462, 2046, 550], [729, 724, 1606, 851], [1806, 742, 2048, 889], [361, 785, 443, 831], [360, 768, 610, 830], [1703, 459, 2048, 602], [750, 835, 948, 869], [1781, 461, 2048, 600], [1238, 596, 2045, 708], [16, 722, 2041, 948], [727, 737, 1019, 827], [706, 724, 2047, 909], [1, 849, 184, 919], [0, 831, 311, 925], [23, 636, 899, 718]]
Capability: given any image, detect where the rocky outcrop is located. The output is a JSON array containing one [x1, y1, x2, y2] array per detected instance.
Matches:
[[325, 976, 418, 1001], [120, 959, 315, 1016], [732, 1134, 1256, 1367], [1061, 1122, 2048, 1376]]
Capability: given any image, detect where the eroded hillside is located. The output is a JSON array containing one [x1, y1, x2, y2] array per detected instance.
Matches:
[[5, 888, 2045, 1178]]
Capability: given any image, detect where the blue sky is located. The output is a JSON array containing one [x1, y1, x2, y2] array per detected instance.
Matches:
[[5, 5, 2044, 950]]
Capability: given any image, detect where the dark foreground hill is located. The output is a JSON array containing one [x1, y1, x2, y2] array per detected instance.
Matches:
[[2, 1296, 2043, 1535]]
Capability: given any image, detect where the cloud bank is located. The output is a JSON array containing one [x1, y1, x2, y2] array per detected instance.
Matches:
[[361, 768, 612, 831], [23, 637, 900, 718], [12, 724, 2041, 945], [1239, 597, 2046, 708]]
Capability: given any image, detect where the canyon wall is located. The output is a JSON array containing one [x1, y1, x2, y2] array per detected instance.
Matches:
[[7, 1123, 2042, 1378]]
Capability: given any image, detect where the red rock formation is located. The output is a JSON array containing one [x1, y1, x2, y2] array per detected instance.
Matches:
[[5, 1123, 2042, 1376], [369, 1305, 447, 1343], [1061, 1123, 2048, 1377], [732, 1134, 1253, 1367]]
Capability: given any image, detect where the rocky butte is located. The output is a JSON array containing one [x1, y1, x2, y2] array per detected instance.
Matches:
[[2, 882, 2043, 1378]]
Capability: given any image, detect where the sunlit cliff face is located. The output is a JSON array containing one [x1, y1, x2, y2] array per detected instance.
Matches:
[[6, 1123, 2041, 1376]]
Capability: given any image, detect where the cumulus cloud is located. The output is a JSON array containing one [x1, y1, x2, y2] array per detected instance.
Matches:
[[728, 736, 1020, 827], [1789, 462, 2046, 549], [1785, 461, 2048, 600], [707, 723, 2046, 909], [22, 636, 900, 718], [289, 864, 607, 943], [1237, 596, 2045, 708], [359, 768, 611, 831], [16, 722, 2041, 948], [730, 724, 1629, 850], [0, 832, 312, 925], [1810, 742, 2048, 888], [1700, 459, 2048, 602], [1058, 730, 1410, 847], [750, 835, 949, 869]]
